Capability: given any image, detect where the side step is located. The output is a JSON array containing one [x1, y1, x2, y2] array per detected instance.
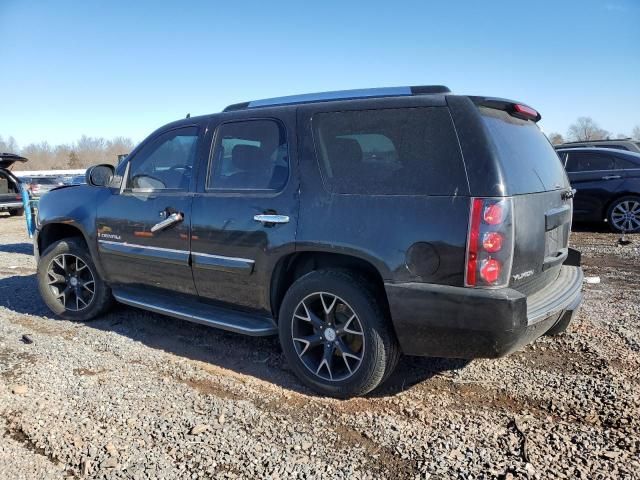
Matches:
[[113, 287, 277, 336]]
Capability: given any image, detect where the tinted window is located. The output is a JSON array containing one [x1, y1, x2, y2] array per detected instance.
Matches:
[[313, 107, 465, 195], [208, 120, 288, 191], [567, 152, 615, 172], [480, 108, 567, 193], [616, 156, 640, 170], [126, 127, 198, 190]]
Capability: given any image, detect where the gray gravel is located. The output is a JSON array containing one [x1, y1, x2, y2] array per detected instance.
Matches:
[[0, 214, 638, 479]]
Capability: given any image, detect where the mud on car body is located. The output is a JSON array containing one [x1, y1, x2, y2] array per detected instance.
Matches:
[[34, 86, 583, 397]]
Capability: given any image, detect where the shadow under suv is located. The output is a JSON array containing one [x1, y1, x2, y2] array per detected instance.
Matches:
[[34, 86, 583, 397]]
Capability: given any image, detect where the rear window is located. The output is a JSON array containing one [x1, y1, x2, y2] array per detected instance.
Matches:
[[312, 107, 466, 195], [480, 107, 568, 193]]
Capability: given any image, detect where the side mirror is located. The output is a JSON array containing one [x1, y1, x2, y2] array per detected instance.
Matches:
[[86, 164, 115, 187]]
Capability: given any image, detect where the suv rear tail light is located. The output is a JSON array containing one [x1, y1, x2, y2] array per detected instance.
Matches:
[[482, 232, 503, 252], [511, 104, 540, 121], [465, 197, 514, 288]]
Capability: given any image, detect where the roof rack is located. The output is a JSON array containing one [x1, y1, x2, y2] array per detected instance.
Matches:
[[223, 85, 451, 112]]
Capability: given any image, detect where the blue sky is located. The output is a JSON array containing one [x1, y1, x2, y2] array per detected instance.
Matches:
[[1, 0, 638, 147]]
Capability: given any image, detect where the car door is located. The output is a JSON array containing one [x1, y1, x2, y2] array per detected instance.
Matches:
[[96, 125, 202, 296], [565, 151, 624, 221], [191, 111, 298, 313]]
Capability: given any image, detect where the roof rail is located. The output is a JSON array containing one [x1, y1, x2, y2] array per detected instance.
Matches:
[[223, 85, 451, 112], [559, 138, 632, 145]]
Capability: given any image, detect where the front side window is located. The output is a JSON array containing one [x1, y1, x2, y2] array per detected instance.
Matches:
[[208, 120, 288, 191], [125, 127, 199, 191], [312, 107, 465, 195]]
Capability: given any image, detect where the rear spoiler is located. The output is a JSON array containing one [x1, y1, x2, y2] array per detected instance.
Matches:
[[469, 96, 542, 122]]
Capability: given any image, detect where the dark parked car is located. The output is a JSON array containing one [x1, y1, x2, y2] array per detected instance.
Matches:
[[62, 175, 87, 186], [556, 138, 640, 153], [557, 147, 640, 233], [26, 176, 65, 198], [34, 86, 583, 397], [0, 153, 27, 216]]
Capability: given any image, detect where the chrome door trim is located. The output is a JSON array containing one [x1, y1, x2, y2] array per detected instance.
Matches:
[[192, 251, 255, 274], [97, 239, 189, 265]]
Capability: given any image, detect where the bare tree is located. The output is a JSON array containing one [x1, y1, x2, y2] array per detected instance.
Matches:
[[567, 117, 609, 141], [547, 132, 565, 145], [633, 125, 640, 141], [7, 136, 135, 171], [105, 137, 134, 166], [0, 135, 19, 153]]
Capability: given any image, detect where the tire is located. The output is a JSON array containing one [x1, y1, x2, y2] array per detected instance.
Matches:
[[9, 208, 24, 216], [278, 270, 399, 398], [37, 237, 113, 321], [545, 313, 573, 336], [607, 196, 640, 233]]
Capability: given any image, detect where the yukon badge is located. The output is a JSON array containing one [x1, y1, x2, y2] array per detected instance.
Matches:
[[512, 270, 534, 281]]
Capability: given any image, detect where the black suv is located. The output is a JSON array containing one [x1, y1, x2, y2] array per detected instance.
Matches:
[[35, 86, 583, 397], [0, 153, 26, 216], [556, 147, 640, 232]]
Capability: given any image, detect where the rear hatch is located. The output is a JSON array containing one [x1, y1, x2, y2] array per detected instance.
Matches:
[[478, 105, 573, 295], [0, 153, 26, 203]]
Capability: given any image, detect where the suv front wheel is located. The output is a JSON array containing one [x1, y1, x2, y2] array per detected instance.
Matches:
[[278, 270, 399, 398], [37, 238, 113, 321]]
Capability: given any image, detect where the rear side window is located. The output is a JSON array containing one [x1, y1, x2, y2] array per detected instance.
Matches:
[[566, 152, 615, 172], [480, 108, 567, 193], [208, 120, 288, 191], [312, 107, 466, 195], [616, 156, 640, 170]]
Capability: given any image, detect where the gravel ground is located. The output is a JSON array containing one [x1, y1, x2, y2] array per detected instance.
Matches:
[[0, 214, 638, 479]]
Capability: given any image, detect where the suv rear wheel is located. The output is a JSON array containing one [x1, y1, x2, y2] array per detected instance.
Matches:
[[37, 238, 113, 321], [607, 196, 640, 233], [9, 208, 24, 216], [278, 270, 399, 398]]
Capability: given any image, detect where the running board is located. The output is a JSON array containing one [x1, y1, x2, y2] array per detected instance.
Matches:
[[113, 288, 277, 336]]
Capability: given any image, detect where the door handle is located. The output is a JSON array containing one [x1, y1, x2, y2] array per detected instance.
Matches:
[[151, 212, 183, 232], [601, 175, 621, 180], [253, 214, 290, 224]]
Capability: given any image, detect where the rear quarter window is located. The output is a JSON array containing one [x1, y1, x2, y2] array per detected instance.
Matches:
[[480, 107, 568, 193], [312, 107, 466, 195]]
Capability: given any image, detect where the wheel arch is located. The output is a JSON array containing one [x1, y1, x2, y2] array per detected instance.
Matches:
[[37, 222, 89, 255], [269, 250, 391, 320]]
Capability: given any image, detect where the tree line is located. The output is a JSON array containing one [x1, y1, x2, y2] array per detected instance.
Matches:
[[0, 135, 134, 171], [547, 118, 640, 146], [2, 117, 640, 171]]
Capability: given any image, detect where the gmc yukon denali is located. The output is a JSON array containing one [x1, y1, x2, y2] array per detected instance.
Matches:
[[34, 86, 583, 397]]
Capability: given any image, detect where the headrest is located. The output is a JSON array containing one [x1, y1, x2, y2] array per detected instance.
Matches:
[[232, 144, 262, 170], [327, 138, 362, 164]]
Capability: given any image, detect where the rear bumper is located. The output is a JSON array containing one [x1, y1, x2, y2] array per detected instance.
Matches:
[[385, 265, 583, 358]]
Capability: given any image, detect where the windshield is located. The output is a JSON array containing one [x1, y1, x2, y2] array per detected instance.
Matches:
[[480, 107, 569, 194]]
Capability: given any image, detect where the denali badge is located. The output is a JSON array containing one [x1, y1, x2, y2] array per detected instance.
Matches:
[[512, 270, 534, 281], [98, 233, 121, 241]]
